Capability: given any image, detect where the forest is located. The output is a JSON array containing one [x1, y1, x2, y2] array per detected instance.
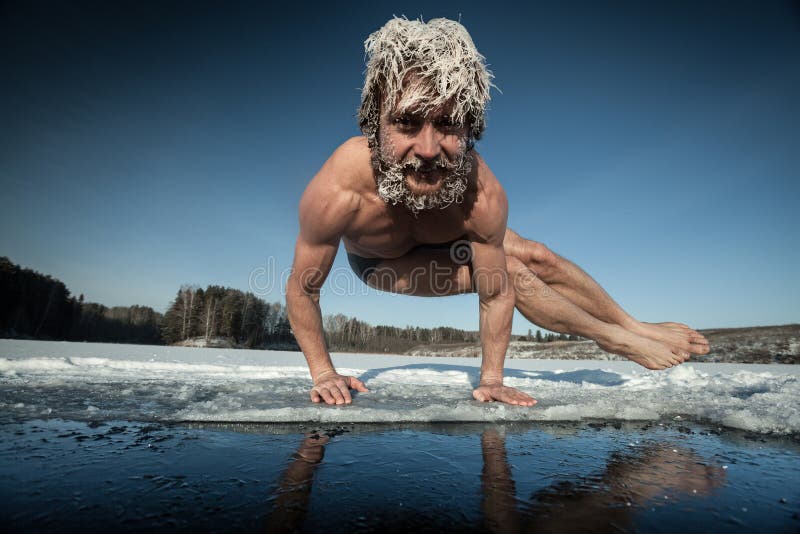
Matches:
[[1, 256, 576, 351], [1, 256, 162, 344]]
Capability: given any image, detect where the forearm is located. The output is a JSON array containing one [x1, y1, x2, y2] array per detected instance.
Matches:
[[286, 278, 336, 381], [478, 289, 514, 385]]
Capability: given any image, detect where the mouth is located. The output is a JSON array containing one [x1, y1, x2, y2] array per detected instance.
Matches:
[[404, 168, 444, 194]]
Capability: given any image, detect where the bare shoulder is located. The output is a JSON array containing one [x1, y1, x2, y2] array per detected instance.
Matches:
[[466, 151, 508, 244], [298, 137, 371, 244]]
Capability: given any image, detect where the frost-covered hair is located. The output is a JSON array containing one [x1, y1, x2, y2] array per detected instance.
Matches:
[[358, 16, 494, 148]]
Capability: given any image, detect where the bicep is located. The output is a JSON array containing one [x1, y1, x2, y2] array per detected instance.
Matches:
[[468, 162, 510, 299], [291, 161, 358, 293]]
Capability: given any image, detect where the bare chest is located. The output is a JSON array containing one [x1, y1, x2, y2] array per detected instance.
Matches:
[[342, 197, 469, 258]]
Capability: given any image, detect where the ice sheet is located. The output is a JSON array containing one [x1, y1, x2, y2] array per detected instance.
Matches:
[[1, 340, 798, 434]]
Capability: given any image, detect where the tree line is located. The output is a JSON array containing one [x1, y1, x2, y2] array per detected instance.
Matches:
[[321, 318, 581, 353], [161, 285, 295, 349], [1, 256, 162, 344], [323, 313, 480, 353], [1, 256, 580, 350], [517, 328, 581, 343]]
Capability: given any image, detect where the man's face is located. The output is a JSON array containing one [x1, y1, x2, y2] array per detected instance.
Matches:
[[373, 99, 472, 213]]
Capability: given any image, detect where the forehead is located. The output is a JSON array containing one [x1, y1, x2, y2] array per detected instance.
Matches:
[[381, 73, 455, 118], [383, 93, 456, 118]]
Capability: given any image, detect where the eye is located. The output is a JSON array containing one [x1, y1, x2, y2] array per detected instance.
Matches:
[[393, 115, 412, 126], [436, 115, 453, 127], [434, 115, 462, 131]]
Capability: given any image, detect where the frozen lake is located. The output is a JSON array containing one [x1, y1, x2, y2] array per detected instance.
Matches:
[[1, 340, 799, 531], [1, 340, 799, 434]]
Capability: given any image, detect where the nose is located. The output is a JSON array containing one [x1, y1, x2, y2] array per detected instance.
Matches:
[[413, 122, 442, 161]]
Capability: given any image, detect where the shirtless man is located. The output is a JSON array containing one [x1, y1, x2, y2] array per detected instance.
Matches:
[[286, 17, 709, 407]]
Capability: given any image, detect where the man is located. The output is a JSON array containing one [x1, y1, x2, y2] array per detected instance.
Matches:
[[286, 17, 709, 407]]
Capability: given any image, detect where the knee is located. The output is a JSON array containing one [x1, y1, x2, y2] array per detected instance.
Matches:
[[505, 255, 527, 276], [522, 241, 560, 278]]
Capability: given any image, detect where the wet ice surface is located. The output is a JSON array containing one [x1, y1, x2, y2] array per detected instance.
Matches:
[[1, 419, 798, 532], [2, 341, 799, 531], [1, 340, 799, 434]]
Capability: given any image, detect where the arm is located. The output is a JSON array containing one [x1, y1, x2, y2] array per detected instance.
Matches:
[[468, 157, 535, 406], [264, 432, 330, 532], [470, 235, 514, 386], [286, 144, 369, 404], [286, 232, 338, 382]]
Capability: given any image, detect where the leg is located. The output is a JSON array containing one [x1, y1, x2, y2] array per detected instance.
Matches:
[[503, 229, 709, 355], [507, 256, 687, 369]]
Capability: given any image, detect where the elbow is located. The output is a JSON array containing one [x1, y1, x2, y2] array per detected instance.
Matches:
[[479, 285, 515, 312], [286, 275, 320, 307], [478, 274, 514, 306]]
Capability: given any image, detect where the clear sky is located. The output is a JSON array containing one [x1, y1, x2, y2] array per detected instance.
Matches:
[[1, 0, 798, 333]]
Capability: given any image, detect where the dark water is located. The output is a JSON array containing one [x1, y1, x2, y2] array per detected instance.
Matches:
[[1, 419, 798, 532]]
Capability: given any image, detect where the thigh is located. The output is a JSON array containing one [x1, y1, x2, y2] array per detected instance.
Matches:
[[366, 249, 474, 297]]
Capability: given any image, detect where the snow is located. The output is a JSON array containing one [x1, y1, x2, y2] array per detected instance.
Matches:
[[1, 339, 799, 434]]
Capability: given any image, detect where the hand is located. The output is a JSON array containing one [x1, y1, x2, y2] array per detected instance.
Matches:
[[310, 371, 369, 405], [473, 383, 536, 406]]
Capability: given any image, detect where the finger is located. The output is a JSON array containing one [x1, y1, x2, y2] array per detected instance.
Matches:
[[473, 389, 490, 402], [500, 389, 522, 404], [319, 387, 336, 405], [336, 383, 352, 404], [489, 388, 516, 405], [310, 389, 321, 403], [329, 386, 346, 405], [514, 390, 537, 406], [348, 377, 370, 392]]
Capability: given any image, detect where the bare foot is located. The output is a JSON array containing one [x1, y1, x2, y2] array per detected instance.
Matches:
[[597, 325, 690, 370], [631, 321, 710, 356]]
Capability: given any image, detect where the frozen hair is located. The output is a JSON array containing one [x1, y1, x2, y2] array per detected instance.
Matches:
[[358, 16, 494, 148]]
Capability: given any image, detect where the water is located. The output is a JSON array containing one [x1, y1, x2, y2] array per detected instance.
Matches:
[[1, 419, 798, 532], [2, 340, 799, 530]]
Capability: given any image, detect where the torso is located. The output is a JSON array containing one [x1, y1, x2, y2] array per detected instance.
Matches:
[[338, 138, 481, 259]]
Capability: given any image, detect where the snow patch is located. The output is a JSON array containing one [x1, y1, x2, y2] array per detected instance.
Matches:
[[1, 340, 799, 434]]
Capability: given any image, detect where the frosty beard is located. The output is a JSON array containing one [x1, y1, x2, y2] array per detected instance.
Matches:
[[371, 134, 472, 215]]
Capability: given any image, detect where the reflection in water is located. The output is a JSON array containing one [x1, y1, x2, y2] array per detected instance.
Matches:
[[481, 429, 521, 533], [266, 427, 726, 532], [483, 428, 726, 533], [264, 431, 330, 533]]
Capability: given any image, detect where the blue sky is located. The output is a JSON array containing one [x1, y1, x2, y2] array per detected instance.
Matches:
[[1, 1, 798, 333]]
